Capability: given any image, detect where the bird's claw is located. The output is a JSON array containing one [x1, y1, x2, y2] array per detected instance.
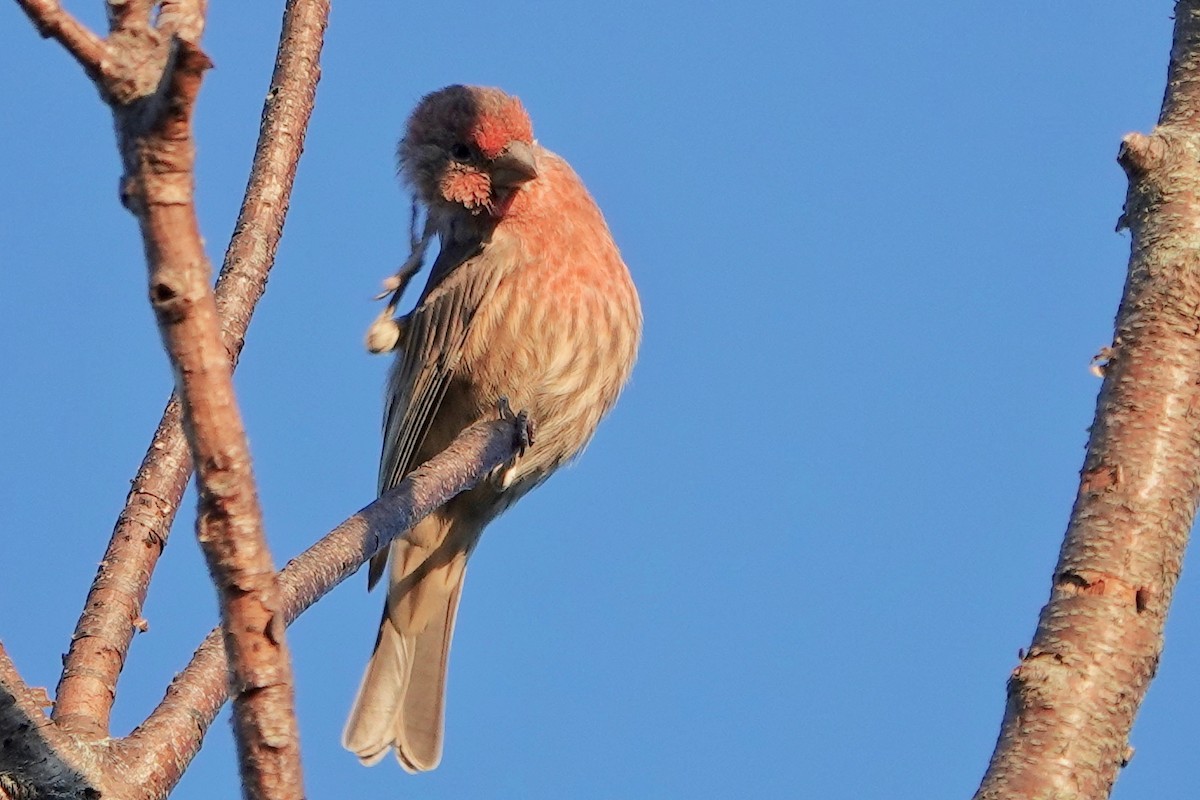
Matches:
[[497, 396, 535, 457], [490, 398, 534, 490]]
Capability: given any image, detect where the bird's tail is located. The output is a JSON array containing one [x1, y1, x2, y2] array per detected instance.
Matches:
[[343, 515, 468, 772]]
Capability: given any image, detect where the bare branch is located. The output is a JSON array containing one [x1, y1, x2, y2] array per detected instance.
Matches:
[[123, 31, 306, 799], [53, 397, 190, 739], [55, 0, 329, 742], [215, 0, 329, 356], [976, 3, 1200, 796], [16, 0, 313, 787], [13, 0, 105, 79], [118, 418, 522, 795]]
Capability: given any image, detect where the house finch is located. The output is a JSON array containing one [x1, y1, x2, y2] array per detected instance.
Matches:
[[343, 85, 642, 772]]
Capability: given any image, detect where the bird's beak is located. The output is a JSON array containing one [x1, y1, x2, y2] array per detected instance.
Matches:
[[490, 141, 539, 188]]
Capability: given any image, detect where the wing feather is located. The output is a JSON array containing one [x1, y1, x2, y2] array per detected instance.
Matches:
[[368, 237, 499, 589]]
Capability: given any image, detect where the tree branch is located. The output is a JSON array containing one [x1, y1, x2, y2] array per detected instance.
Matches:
[[20, 0, 314, 792], [215, 0, 328, 357], [54, 0, 329, 743], [975, 3, 1200, 797], [117, 418, 522, 796], [122, 27, 307, 800], [13, 0, 104, 80], [53, 398, 190, 739], [0, 644, 102, 800]]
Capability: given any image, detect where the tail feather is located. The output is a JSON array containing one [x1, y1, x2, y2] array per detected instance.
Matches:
[[343, 516, 469, 772], [342, 620, 411, 766], [394, 573, 463, 772]]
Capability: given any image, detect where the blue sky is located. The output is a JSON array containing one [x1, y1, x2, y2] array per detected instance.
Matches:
[[0, 2, 1191, 798]]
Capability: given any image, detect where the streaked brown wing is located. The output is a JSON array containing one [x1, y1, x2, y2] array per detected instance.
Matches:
[[368, 237, 497, 588]]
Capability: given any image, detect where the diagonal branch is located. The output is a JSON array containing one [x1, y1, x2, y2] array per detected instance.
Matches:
[[53, 397, 190, 739], [13, 0, 104, 80], [214, 0, 329, 356], [975, 3, 1200, 797], [116, 418, 522, 798], [2, 416, 516, 800], [53, 0, 330, 741]]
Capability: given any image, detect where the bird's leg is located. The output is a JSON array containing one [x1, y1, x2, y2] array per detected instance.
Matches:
[[364, 202, 434, 354]]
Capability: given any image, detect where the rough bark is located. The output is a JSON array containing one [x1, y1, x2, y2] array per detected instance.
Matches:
[[8, 1, 327, 798], [110, 20, 307, 800], [0, 644, 103, 800], [975, 3, 1200, 797]]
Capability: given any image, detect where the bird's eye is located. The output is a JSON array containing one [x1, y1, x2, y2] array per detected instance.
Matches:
[[450, 143, 472, 161]]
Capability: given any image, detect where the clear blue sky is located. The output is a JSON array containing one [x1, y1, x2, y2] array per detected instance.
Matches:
[[0, 3, 1190, 798]]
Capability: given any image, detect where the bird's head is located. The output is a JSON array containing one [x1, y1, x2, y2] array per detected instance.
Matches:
[[399, 85, 539, 218]]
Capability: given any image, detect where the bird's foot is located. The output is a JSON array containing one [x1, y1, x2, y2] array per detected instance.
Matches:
[[491, 397, 535, 490], [497, 396, 536, 457]]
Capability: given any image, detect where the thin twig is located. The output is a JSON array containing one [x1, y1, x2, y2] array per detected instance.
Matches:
[[53, 397, 190, 739]]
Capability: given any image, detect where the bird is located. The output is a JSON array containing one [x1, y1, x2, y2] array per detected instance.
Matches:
[[343, 85, 642, 773]]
